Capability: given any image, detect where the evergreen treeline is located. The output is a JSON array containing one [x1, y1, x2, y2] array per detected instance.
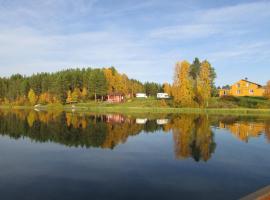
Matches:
[[0, 67, 163, 105]]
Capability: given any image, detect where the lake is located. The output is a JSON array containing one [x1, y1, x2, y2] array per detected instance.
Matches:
[[0, 110, 269, 200]]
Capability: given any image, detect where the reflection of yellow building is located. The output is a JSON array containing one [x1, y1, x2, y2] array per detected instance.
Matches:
[[219, 122, 265, 142], [219, 79, 265, 97]]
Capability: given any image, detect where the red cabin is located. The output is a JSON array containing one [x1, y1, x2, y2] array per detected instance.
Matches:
[[106, 93, 124, 103]]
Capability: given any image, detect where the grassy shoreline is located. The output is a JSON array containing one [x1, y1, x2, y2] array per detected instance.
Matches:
[[1, 96, 270, 116], [1, 104, 270, 116]]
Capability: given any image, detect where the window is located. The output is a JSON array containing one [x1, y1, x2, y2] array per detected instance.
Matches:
[[249, 89, 254, 94], [237, 90, 241, 94], [246, 83, 250, 87]]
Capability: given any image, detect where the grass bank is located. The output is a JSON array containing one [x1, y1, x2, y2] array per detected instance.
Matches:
[[2, 105, 270, 116], [1, 97, 270, 116], [74, 106, 270, 116]]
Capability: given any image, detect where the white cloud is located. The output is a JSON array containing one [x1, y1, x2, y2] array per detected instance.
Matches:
[[199, 1, 270, 23], [0, 26, 161, 80], [150, 24, 219, 40], [207, 41, 270, 61], [149, 1, 270, 40]]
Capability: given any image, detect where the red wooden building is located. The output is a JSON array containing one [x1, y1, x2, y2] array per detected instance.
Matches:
[[106, 93, 124, 103]]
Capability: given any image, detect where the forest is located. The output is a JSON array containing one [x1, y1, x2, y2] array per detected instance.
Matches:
[[0, 58, 220, 108], [0, 66, 163, 105]]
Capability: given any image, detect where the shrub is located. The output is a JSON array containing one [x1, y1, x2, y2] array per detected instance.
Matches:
[[220, 95, 239, 102]]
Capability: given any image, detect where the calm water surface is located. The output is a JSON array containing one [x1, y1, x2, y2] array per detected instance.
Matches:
[[0, 110, 269, 200]]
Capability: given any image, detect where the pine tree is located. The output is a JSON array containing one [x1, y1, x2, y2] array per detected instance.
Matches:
[[56, 75, 68, 104], [89, 69, 108, 101], [190, 57, 201, 79]]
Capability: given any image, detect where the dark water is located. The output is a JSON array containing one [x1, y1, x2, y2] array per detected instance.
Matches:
[[0, 110, 269, 200]]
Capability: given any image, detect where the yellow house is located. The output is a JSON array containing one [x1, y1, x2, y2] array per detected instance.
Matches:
[[219, 79, 265, 97]]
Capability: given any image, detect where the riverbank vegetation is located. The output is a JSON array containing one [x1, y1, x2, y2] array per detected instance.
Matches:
[[2, 98, 270, 116]]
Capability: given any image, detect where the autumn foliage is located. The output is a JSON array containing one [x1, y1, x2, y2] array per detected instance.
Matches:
[[172, 58, 216, 107], [0, 67, 146, 105], [264, 81, 270, 99], [172, 60, 195, 107]]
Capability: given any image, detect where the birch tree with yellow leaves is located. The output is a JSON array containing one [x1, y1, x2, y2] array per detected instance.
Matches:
[[172, 60, 195, 107], [264, 81, 270, 99], [28, 89, 37, 105], [163, 82, 172, 96], [197, 61, 212, 107]]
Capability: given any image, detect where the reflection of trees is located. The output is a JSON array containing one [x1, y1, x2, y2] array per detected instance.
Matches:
[[172, 115, 195, 159], [0, 110, 269, 161], [0, 111, 145, 149], [102, 120, 142, 149], [172, 115, 216, 162], [0, 111, 216, 161], [266, 120, 270, 143], [219, 119, 267, 143], [191, 116, 216, 161]]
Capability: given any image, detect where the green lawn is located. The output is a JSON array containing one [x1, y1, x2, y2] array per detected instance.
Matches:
[[1, 96, 270, 116], [77, 97, 170, 108], [210, 96, 270, 109]]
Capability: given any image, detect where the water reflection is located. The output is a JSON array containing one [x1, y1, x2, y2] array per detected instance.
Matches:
[[0, 110, 269, 162], [218, 116, 270, 143], [172, 115, 216, 161]]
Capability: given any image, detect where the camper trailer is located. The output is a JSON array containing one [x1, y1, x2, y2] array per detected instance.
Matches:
[[157, 93, 170, 99], [136, 93, 147, 98]]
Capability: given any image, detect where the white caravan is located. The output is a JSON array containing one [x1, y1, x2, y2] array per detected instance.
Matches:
[[157, 93, 170, 99], [136, 93, 147, 98]]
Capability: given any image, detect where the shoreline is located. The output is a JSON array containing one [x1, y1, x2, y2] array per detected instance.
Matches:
[[1, 105, 270, 116]]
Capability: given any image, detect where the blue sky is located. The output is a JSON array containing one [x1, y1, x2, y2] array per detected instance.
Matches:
[[0, 0, 269, 86]]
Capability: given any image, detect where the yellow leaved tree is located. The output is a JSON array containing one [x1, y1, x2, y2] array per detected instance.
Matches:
[[66, 90, 72, 104], [28, 89, 37, 105], [163, 82, 172, 96], [172, 60, 195, 107], [264, 81, 270, 99], [71, 88, 81, 102], [197, 61, 212, 107], [81, 87, 88, 101]]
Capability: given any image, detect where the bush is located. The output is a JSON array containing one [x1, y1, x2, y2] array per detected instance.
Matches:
[[220, 95, 240, 102]]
